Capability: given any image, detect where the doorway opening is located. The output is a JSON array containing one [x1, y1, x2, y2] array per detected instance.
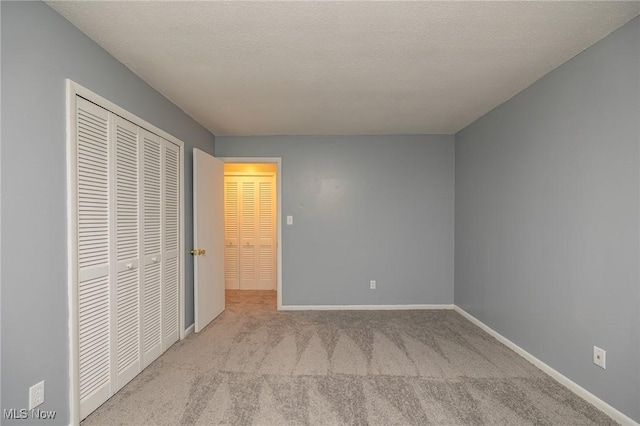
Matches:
[[222, 161, 280, 305]]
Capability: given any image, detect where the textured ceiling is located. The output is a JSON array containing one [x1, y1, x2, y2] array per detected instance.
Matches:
[[48, 1, 640, 136]]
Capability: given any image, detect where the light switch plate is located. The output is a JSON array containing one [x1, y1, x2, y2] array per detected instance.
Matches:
[[287, 215, 293, 225]]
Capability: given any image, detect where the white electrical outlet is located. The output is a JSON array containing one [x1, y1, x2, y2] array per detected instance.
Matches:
[[29, 380, 45, 410], [593, 346, 606, 369], [370, 280, 376, 290], [286, 215, 293, 225]]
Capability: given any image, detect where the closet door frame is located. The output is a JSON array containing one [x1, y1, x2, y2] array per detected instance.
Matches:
[[66, 80, 186, 425], [219, 158, 283, 306]]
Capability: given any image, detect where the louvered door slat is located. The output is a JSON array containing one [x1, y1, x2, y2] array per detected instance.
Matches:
[[115, 120, 139, 262], [241, 243, 256, 281], [259, 246, 273, 281], [76, 98, 111, 419], [257, 179, 275, 287], [259, 182, 272, 238], [224, 179, 240, 289], [225, 248, 239, 287], [114, 117, 140, 390], [141, 132, 163, 366], [163, 141, 180, 348], [164, 257, 179, 344], [143, 262, 162, 352], [116, 269, 139, 371], [225, 181, 239, 240], [239, 180, 256, 288], [241, 181, 255, 239], [78, 276, 110, 394], [164, 145, 179, 253], [143, 137, 162, 256]]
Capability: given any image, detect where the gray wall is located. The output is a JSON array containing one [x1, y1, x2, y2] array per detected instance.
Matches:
[[455, 17, 640, 422], [1, 2, 214, 424], [216, 135, 455, 306]]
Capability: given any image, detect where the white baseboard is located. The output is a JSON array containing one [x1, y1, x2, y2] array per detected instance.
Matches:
[[184, 323, 195, 337], [280, 304, 454, 311], [453, 305, 638, 426]]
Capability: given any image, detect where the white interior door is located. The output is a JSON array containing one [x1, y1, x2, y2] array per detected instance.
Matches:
[[193, 149, 225, 332], [162, 142, 180, 347], [141, 130, 163, 367], [114, 116, 141, 390], [224, 174, 276, 291], [256, 177, 276, 290], [241, 177, 276, 290], [76, 98, 112, 419]]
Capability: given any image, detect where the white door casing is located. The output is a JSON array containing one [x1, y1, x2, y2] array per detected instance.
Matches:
[[193, 149, 225, 332]]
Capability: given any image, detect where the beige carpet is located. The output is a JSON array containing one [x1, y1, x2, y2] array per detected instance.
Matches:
[[82, 291, 614, 425]]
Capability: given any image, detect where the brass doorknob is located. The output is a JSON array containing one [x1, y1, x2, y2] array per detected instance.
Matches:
[[190, 249, 206, 255]]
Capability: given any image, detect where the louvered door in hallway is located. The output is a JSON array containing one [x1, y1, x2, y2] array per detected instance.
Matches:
[[224, 172, 276, 291]]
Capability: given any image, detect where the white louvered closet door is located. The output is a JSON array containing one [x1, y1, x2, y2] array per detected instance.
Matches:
[[239, 180, 257, 289], [141, 130, 163, 367], [255, 177, 276, 290], [113, 117, 140, 391], [163, 141, 180, 348], [224, 176, 275, 290], [224, 179, 240, 289], [73, 90, 184, 422], [76, 98, 112, 419]]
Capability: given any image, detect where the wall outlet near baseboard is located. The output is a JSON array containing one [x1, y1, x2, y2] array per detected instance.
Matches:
[[370, 280, 376, 290], [29, 380, 45, 409], [593, 346, 606, 369]]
